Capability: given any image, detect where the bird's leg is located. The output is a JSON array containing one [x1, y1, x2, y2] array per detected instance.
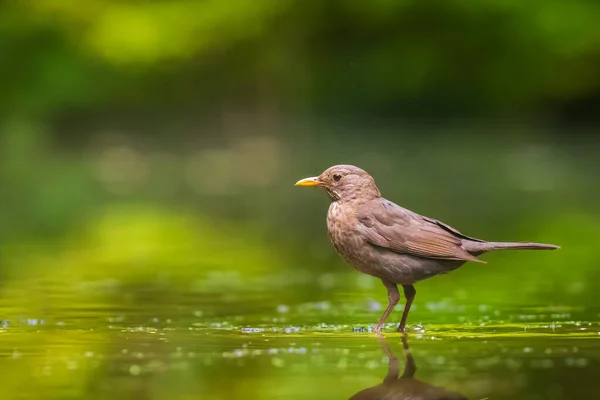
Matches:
[[397, 284, 416, 333], [400, 334, 417, 378], [374, 280, 399, 334], [376, 336, 400, 384]]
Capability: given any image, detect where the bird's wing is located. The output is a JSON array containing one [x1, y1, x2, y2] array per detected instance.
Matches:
[[421, 215, 485, 243], [356, 199, 485, 263]]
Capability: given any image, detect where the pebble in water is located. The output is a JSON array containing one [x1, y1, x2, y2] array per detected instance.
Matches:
[[241, 327, 264, 333]]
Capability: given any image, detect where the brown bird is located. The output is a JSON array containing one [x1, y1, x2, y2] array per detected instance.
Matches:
[[349, 336, 468, 400], [295, 165, 559, 334]]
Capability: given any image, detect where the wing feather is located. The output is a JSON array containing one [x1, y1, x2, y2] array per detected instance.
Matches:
[[357, 200, 485, 263]]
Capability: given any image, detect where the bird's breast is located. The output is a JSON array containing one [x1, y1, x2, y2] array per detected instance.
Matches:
[[326, 202, 365, 264]]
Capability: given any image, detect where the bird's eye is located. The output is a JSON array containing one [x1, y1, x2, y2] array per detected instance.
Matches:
[[333, 173, 342, 182]]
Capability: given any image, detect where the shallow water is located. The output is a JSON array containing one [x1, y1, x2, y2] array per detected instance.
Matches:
[[1, 280, 599, 400]]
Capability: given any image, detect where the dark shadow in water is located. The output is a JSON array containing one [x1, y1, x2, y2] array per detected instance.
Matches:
[[349, 336, 468, 400]]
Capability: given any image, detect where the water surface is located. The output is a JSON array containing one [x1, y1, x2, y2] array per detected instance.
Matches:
[[1, 278, 598, 400]]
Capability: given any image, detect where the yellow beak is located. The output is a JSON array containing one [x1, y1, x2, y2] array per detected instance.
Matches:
[[294, 176, 321, 187]]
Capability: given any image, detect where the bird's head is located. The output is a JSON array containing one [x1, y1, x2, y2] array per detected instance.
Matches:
[[295, 164, 381, 202]]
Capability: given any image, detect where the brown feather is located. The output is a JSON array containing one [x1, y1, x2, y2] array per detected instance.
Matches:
[[357, 199, 486, 263]]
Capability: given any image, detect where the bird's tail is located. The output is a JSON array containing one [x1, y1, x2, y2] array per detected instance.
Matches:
[[487, 241, 560, 251]]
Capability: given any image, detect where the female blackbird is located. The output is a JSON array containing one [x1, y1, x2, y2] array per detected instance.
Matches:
[[295, 165, 559, 333]]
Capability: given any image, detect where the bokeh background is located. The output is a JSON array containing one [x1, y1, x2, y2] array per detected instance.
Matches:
[[1, 1, 600, 399]]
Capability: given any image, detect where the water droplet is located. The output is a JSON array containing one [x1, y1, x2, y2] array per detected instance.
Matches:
[[130, 365, 141, 376]]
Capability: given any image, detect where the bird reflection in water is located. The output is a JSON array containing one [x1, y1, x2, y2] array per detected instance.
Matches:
[[349, 336, 468, 400]]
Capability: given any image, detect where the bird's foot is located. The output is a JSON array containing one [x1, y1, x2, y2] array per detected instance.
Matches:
[[397, 326, 413, 337], [373, 324, 384, 335]]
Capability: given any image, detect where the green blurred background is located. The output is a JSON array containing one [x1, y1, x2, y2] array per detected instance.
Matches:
[[1, 1, 600, 399]]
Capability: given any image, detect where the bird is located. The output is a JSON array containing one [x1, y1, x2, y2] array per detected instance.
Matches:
[[349, 336, 468, 400], [295, 164, 559, 334]]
